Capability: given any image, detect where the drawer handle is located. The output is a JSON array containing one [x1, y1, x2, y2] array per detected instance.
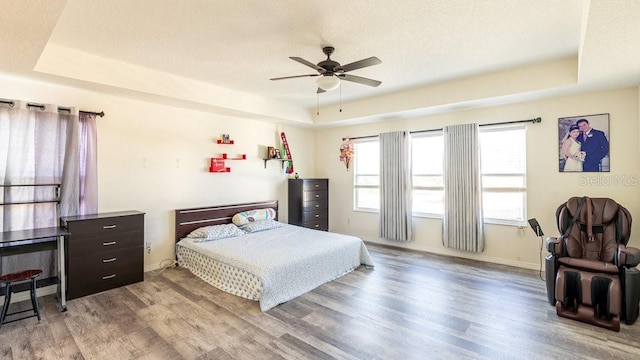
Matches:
[[315, 204, 320, 208], [314, 224, 320, 228], [314, 184, 319, 187], [102, 274, 116, 280], [102, 241, 117, 246], [315, 194, 320, 198], [315, 214, 320, 218], [103, 257, 117, 263], [103, 225, 117, 229]]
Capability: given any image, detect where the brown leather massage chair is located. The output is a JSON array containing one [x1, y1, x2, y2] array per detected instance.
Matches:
[[546, 197, 640, 331]]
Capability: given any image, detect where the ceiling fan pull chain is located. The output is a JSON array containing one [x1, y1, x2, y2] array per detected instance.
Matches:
[[339, 83, 342, 112]]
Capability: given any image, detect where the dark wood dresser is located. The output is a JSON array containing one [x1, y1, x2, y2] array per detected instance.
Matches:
[[60, 211, 144, 300], [288, 179, 328, 231]]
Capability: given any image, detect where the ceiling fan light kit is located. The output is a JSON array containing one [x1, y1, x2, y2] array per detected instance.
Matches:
[[316, 75, 341, 91], [271, 46, 382, 94]]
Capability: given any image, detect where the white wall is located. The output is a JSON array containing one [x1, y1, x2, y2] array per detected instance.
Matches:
[[3, 73, 639, 272], [315, 88, 640, 270], [0, 75, 316, 271]]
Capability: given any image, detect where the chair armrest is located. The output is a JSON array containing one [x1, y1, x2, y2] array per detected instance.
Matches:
[[618, 245, 640, 267], [546, 237, 562, 255]]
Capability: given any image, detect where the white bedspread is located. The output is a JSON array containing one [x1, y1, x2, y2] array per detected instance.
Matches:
[[177, 223, 374, 311]]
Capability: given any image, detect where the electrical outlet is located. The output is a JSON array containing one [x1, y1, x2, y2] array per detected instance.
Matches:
[[145, 241, 151, 254]]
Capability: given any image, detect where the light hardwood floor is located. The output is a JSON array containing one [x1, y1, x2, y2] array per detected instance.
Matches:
[[1, 243, 640, 359]]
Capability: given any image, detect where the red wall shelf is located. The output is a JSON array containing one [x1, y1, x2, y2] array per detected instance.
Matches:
[[209, 154, 246, 173], [211, 153, 246, 160], [217, 139, 234, 144]]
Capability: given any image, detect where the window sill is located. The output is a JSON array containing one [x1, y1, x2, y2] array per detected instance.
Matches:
[[353, 209, 525, 227]]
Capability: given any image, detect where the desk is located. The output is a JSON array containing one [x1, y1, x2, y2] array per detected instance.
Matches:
[[0, 227, 69, 311]]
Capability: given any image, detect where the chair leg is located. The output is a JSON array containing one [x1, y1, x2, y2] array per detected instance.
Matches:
[[29, 277, 41, 323], [1, 283, 12, 328]]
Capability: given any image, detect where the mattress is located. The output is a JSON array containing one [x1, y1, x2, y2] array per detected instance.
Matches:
[[176, 223, 374, 311]]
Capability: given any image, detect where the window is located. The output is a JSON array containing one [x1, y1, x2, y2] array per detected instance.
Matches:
[[480, 126, 527, 224], [353, 140, 380, 211], [412, 133, 444, 216], [353, 126, 527, 224]]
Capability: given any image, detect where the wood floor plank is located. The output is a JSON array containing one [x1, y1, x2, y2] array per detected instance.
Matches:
[[1, 243, 640, 359]]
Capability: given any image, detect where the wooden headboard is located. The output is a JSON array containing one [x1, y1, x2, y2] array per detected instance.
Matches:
[[174, 200, 279, 241]]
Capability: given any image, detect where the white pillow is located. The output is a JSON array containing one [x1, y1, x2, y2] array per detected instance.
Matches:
[[232, 208, 277, 226], [186, 223, 244, 242], [239, 219, 283, 233]]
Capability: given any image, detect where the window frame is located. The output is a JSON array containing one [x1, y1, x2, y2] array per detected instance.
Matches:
[[353, 138, 380, 213], [411, 132, 444, 218], [351, 125, 528, 226], [479, 125, 528, 226]]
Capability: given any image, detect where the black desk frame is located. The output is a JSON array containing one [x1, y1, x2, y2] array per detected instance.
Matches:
[[0, 184, 68, 311], [0, 227, 69, 311]]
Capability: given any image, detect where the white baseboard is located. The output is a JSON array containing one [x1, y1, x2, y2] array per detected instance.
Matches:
[[363, 237, 543, 271]]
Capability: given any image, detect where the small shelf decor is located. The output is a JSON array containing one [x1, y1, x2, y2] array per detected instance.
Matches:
[[209, 154, 245, 173], [210, 159, 230, 173], [217, 134, 233, 144]]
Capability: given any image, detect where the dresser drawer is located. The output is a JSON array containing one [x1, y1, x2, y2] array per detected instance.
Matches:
[[302, 180, 328, 191], [303, 218, 328, 231], [302, 200, 328, 212], [67, 246, 143, 299], [69, 246, 142, 270], [301, 209, 327, 223], [67, 230, 143, 258], [64, 214, 144, 239], [302, 190, 327, 202]]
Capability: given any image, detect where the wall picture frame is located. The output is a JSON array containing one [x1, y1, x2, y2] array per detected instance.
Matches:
[[267, 146, 275, 159], [558, 113, 610, 172]]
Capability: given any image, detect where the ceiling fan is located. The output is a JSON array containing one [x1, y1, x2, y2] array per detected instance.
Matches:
[[270, 46, 382, 93]]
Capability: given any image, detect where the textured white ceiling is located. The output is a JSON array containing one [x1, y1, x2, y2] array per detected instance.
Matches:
[[2, 0, 640, 125], [48, 0, 584, 101]]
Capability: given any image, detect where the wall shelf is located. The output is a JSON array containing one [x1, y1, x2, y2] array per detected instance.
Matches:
[[263, 158, 292, 169], [211, 153, 246, 160], [210, 154, 245, 173], [216, 140, 234, 145]]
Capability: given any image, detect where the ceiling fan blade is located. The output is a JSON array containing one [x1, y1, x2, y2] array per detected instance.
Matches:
[[339, 57, 381, 73], [270, 74, 320, 81], [317, 88, 326, 94], [339, 74, 381, 87], [290, 57, 325, 72]]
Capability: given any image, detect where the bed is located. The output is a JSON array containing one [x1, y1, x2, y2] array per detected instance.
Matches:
[[174, 200, 374, 311]]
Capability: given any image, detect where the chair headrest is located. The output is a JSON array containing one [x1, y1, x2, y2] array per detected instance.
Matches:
[[565, 197, 620, 224]]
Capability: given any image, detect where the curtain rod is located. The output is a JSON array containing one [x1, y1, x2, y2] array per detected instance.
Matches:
[[343, 117, 541, 141], [0, 100, 104, 117]]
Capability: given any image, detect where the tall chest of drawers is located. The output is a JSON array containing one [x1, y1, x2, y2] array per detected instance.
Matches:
[[288, 179, 328, 231], [60, 211, 144, 300]]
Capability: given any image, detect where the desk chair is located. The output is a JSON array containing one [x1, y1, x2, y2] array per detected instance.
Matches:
[[0, 269, 42, 329]]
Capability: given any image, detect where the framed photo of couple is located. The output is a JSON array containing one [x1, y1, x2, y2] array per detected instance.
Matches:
[[558, 113, 610, 172]]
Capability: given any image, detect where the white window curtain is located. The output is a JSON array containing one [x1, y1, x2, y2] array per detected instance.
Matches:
[[79, 112, 98, 214], [0, 101, 80, 279], [443, 123, 484, 252], [379, 131, 412, 241]]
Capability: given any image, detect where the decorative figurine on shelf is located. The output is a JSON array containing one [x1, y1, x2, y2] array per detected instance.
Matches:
[[222, 134, 231, 144], [339, 138, 355, 170], [274, 149, 282, 159], [294, 172, 299, 179]]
